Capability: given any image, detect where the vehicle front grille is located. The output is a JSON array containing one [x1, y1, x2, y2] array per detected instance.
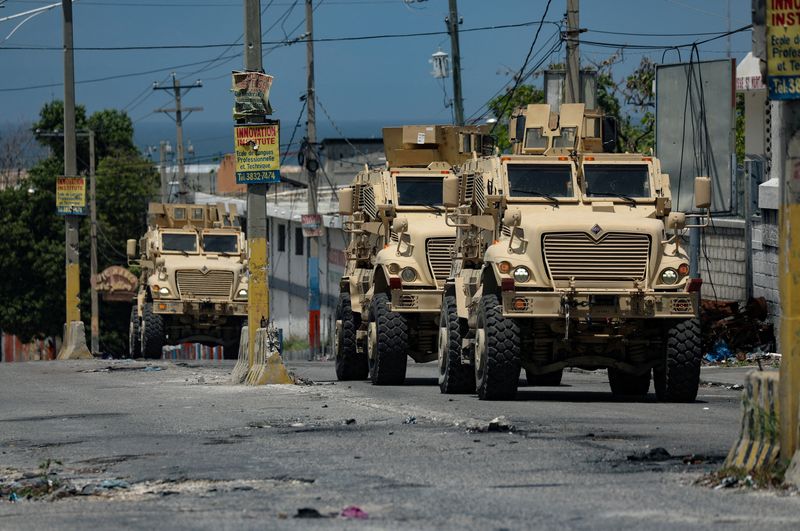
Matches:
[[542, 232, 650, 282], [176, 270, 234, 299], [426, 237, 455, 282]]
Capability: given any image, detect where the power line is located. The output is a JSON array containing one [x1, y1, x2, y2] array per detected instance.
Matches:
[[1, 19, 559, 51]]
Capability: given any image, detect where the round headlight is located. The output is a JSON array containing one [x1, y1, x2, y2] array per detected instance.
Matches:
[[660, 268, 679, 285], [158, 286, 171, 296], [498, 261, 512, 274], [237, 288, 248, 298], [512, 266, 531, 283], [388, 263, 400, 274], [400, 267, 417, 283]]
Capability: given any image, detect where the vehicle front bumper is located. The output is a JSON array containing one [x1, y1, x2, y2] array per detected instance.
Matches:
[[500, 289, 698, 319], [389, 288, 443, 314], [152, 300, 248, 317]]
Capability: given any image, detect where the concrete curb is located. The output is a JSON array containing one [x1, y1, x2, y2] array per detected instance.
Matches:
[[56, 321, 92, 360], [724, 371, 780, 471], [230, 326, 250, 384]]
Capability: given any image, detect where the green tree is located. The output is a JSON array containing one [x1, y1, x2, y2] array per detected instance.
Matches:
[[0, 101, 158, 354], [487, 84, 545, 152], [596, 57, 656, 153]]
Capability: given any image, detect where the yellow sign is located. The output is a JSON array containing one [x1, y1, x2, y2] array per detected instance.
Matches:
[[767, 1, 800, 99], [234, 123, 280, 184], [56, 177, 87, 215]]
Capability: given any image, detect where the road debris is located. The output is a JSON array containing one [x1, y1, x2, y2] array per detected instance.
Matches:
[[340, 505, 369, 519], [466, 416, 516, 434], [403, 416, 417, 425], [627, 447, 671, 462], [344, 418, 357, 425], [294, 507, 326, 518]]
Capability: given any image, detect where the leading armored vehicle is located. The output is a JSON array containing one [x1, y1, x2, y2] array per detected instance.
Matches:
[[335, 125, 491, 384], [127, 203, 248, 359], [438, 103, 711, 401]]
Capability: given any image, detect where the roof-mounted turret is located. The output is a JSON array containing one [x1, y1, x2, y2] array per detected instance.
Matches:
[[147, 203, 240, 229], [509, 103, 616, 156]]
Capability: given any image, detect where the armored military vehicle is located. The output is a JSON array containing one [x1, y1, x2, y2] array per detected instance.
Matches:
[[127, 203, 248, 359], [335, 125, 492, 384], [438, 103, 711, 401]]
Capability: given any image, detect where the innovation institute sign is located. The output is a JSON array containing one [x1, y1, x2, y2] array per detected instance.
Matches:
[[234, 122, 281, 184], [767, 0, 800, 99]]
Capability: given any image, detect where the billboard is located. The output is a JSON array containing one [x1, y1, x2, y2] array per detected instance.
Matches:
[[234, 122, 280, 184], [655, 59, 735, 214]]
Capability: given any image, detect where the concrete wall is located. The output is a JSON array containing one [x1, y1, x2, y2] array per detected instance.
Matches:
[[698, 219, 748, 303], [752, 212, 781, 323]]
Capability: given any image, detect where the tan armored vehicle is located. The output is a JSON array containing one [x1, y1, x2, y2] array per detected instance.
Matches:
[[335, 125, 491, 384], [127, 203, 248, 359], [438, 103, 711, 401]]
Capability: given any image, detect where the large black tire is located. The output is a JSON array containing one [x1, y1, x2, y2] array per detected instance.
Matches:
[[438, 294, 474, 394], [129, 306, 141, 359], [475, 293, 521, 400], [526, 370, 563, 387], [140, 303, 165, 359], [368, 292, 408, 385], [335, 292, 368, 380], [608, 368, 651, 397], [654, 318, 702, 402]]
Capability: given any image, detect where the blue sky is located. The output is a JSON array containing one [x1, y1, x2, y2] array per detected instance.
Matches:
[[0, 0, 752, 155]]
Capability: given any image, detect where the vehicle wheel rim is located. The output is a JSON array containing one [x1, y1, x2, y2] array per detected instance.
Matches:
[[367, 321, 377, 362], [475, 328, 486, 382], [437, 320, 448, 377], [334, 319, 343, 356]]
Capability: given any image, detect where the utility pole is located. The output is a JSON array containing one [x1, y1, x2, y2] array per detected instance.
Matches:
[[305, 0, 321, 358], [159, 141, 168, 202], [88, 130, 99, 357], [243, 0, 269, 369], [445, 0, 464, 125], [154, 74, 202, 201], [57, 0, 90, 360], [565, 0, 580, 104]]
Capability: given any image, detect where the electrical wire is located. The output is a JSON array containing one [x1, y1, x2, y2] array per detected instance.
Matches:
[[1, 19, 559, 51], [315, 95, 367, 158], [489, 0, 553, 134]]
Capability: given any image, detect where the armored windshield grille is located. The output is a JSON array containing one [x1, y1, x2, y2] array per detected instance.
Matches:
[[542, 232, 651, 281], [176, 270, 234, 299], [389, 230, 399, 243], [426, 237, 455, 281], [474, 174, 486, 210], [501, 225, 512, 238], [460, 173, 475, 202], [353, 184, 378, 219]]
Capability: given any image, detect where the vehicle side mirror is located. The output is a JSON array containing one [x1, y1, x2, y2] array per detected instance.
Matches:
[[503, 208, 522, 227], [694, 176, 711, 210], [126, 239, 137, 258], [443, 175, 459, 207], [339, 187, 354, 215], [665, 212, 686, 230], [392, 217, 408, 234]]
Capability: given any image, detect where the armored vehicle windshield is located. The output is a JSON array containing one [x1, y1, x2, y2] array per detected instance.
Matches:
[[202, 233, 238, 254], [161, 232, 198, 253], [584, 164, 652, 198], [396, 177, 443, 207], [507, 163, 574, 199]]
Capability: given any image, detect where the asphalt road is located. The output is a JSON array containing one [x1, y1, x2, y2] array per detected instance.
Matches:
[[0, 359, 797, 530]]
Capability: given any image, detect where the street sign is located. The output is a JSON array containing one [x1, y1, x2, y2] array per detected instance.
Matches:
[[301, 214, 323, 237], [767, 3, 800, 99], [234, 122, 281, 184], [56, 177, 87, 215]]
